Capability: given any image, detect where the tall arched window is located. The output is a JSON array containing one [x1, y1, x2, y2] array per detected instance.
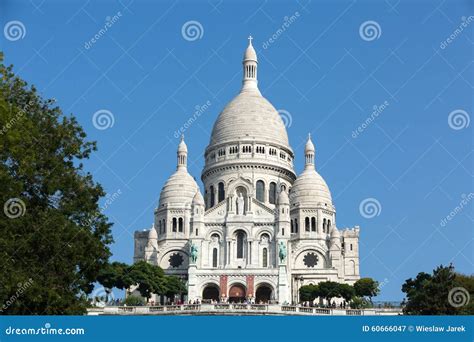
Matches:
[[218, 182, 225, 203], [295, 219, 298, 233], [163, 219, 166, 233], [212, 248, 218, 268], [256, 180, 265, 202], [327, 219, 331, 232], [236, 231, 245, 259], [178, 217, 183, 232], [262, 248, 268, 267], [291, 220, 294, 233], [172, 218, 177, 232], [269, 182, 277, 204], [305, 217, 310, 232], [158, 221, 162, 234], [323, 218, 327, 233], [210, 186, 215, 207], [311, 217, 316, 232]]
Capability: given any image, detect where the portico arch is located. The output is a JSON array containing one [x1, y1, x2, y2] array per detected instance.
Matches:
[[202, 284, 220, 302], [228, 283, 246, 303], [255, 283, 273, 303]]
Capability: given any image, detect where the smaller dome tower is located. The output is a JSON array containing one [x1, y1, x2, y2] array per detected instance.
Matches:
[[289, 134, 335, 240]]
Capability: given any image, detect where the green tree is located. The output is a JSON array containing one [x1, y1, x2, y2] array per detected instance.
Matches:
[[0, 54, 112, 314], [354, 278, 380, 303], [124, 295, 145, 306], [317, 281, 341, 305], [96, 262, 130, 302], [402, 264, 473, 315], [127, 261, 167, 301], [164, 276, 187, 299], [338, 283, 356, 302], [299, 284, 318, 302]]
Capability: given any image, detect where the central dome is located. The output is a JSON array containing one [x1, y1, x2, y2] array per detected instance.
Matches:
[[209, 90, 290, 147], [207, 36, 290, 150]]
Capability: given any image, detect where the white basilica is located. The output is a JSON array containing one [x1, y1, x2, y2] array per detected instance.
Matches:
[[134, 37, 360, 304]]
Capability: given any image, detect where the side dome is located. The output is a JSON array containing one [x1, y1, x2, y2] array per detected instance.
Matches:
[[192, 189, 205, 206], [158, 137, 198, 207], [148, 225, 158, 239], [209, 91, 290, 147], [291, 168, 332, 206], [290, 134, 332, 207], [278, 189, 290, 205], [159, 169, 198, 207]]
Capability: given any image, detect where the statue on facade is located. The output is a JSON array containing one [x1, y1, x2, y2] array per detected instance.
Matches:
[[190, 243, 198, 263], [278, 241, 287, 263], [236, 192, 245, 215]]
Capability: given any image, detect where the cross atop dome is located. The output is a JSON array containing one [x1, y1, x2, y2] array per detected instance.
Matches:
[[248, 35, 253, 45]]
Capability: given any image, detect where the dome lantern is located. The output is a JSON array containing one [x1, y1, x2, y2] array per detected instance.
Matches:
[[242, 35, 259, 93], [305, 133, 315, 170], [177, 134, 188, 170]]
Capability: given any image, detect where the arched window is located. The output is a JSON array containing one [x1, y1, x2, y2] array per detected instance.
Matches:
[[281, 184, 286, 192], [269, 182, 277, 204], [295, 219, 298, 233], [305, 217, 310, 232], [262, 248, 268, 267], [212, 248, 218, 268], [291, 220, 294, 233], [311, 217, 316, 232], [158, 221, 162, 234], [210, 185, 215, 207], [256, 180, 265, 202], [163, 219, 166, 233], [236, 231, 245, 259], [178, 217, 183, 232], [327, 219, 331, 232], [172, 218, 177, 232], [323, 218, 327, 233], [218, 182, 225, 203]]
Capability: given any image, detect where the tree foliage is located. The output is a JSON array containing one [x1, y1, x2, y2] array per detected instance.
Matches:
[[96, 261, 187, 303], [402, 264, 473, 315], [299, 282, 359, 304], [354, 278, 380, 302], [0, 54, 112, 314]]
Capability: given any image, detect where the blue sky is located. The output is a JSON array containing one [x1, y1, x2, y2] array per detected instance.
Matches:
[[1, 0, 472, 301]]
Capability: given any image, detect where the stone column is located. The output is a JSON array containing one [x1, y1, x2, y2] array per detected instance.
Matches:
[[220, 275, 228, 300], [278, 265, 289, 304], [246, 275, 255, 299], [188, 265, 197, 300]]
